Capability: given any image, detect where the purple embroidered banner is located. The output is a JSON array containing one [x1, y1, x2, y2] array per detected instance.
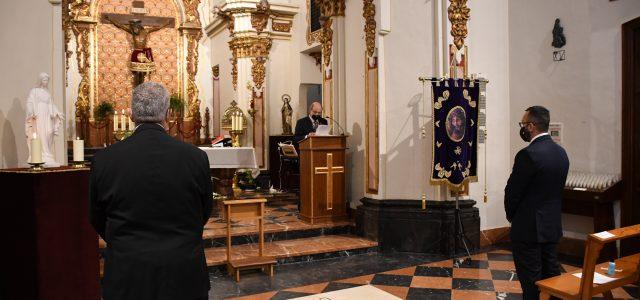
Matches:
[[431, 78, 479, 188]]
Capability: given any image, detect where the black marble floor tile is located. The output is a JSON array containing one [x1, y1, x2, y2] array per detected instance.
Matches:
[[496, 291, 523, 300], [406, 287, 451, 300], [271, 290, 314, 300], [210, 251, 446, 298], [455, 259, 489, 269], [488, 253, 514, 261], [415, 266, 453, 277], [491, 269, 518, 281], [370, 274, 414, 287], [452, 278, 495, 291], [321, 282, 363, 293]]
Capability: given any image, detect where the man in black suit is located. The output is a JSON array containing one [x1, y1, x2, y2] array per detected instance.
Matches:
[[90, 82, 212, 300], [505, 106, 569, 300], [294, 101, 328, 143]]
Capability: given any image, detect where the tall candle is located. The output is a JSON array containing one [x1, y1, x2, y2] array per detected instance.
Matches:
[[73, 138, 84, 162], [113, 111, 118, 131], [120, 109, 126, 131], [128, 116, 134, 131], [232, 114, 237, 131], [30, 133, 43, 164]]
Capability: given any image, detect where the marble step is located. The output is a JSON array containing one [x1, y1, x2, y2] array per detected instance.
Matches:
[[100, 235, 377, 277], [98, 204, 354, 249], [202, 218, 354, 249], [205, 234, 378, 267], [99, 220, 354, 249]]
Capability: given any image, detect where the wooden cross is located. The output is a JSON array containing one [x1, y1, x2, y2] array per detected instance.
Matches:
[[314, 153, 344, 210], [100, 1, 175, 28]]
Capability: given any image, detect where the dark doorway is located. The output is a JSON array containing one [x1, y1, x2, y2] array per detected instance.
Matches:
[[621, 16, 640, 256]]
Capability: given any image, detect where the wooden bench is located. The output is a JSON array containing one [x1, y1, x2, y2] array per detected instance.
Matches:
[[223, 199, 276, 282], [536, 224, 640, 300]]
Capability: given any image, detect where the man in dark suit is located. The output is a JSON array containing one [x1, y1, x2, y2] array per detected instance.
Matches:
[[505, 106, 569, 300], [294, 101, 328, 143], [90, 82, 212, 300]]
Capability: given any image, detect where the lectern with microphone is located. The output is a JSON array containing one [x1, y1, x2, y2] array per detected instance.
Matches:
[[298, 135, 348, 224]]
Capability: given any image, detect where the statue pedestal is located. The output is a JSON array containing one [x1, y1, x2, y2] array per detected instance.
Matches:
[[357, 198, 480, 257]]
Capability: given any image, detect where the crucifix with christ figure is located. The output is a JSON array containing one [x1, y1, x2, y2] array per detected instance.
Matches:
[[101, 2, 175, 86]]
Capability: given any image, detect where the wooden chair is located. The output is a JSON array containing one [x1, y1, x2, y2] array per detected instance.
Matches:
[[536, 224, 640, 300], [223, 199, 276, 282]]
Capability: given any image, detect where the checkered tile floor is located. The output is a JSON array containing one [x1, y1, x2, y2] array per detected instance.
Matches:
[[230, 249, 639, 300]]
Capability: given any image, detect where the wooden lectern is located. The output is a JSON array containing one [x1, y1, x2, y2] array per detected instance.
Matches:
[[299, 135, 347, 224]]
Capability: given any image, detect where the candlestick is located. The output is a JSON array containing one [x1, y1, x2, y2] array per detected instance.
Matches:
[[120, 109, 126, 131], [129, 117, 134, 131], [73, 138, 84, 162], [113, 111, 119, 131], [30, 133, 43, 164]]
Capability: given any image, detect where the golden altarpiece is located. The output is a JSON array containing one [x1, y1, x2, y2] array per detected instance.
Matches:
[[65, 0, 204, 146]]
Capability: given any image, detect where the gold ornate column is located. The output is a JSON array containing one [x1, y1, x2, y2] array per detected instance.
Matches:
[[363, 0, 379, 194], [180, 0, 203, 143], [317, 0, 346, 132], [447, 0, 470, 78], [69, 2, 97, 141]]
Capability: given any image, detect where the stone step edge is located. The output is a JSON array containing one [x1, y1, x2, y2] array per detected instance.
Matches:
[[203, 224, 355, 248], [99, 223, 356, 249], [205, 234, 379, 267]]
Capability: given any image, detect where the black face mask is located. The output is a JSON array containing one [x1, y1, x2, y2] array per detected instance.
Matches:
[[311, 115, 321, 121], [520, 126, 532, 142]]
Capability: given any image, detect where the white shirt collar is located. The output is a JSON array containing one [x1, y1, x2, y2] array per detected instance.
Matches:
[[530, 132, 549, 143], [134, 123, 165, 131]]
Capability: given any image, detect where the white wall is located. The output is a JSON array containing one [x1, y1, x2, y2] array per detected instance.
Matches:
[[380, 0, 435, 200], [197, 32, 214, 137], [509, 0, 640, 237], [208, 29, 233, 132], [466, 0, 511, 230], [0, 0, 64, 168]]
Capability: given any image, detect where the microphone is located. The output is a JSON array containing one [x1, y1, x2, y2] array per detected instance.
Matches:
[[323, 115, 346, 136]]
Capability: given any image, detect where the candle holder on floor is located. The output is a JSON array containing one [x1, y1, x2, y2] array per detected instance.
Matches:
[[70, 161, 86, 168], [28, 162, 45, 172]]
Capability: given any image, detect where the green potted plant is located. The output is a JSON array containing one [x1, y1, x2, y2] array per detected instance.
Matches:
[[237, 169, 258, 191], [169, 94, 185, 119], [94, 101, 115, 122]]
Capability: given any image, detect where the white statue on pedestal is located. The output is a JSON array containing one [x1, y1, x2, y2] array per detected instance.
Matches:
[[25, 73, 64, 167]]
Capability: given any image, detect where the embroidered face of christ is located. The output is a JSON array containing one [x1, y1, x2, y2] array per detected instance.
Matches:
[[446, 106, 466, 142]]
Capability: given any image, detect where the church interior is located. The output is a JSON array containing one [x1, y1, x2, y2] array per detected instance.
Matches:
[[1, 0, 640, 299]]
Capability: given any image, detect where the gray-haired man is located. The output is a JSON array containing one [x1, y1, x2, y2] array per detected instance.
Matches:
[[90, 82, 212, 300]]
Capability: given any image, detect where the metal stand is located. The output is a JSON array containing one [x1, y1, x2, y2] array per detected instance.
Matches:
[[454, 194, 472, 262]]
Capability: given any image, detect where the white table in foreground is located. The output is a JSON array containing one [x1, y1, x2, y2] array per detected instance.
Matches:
[[292, 285, 401, 300], [199, 147, 257, 169]]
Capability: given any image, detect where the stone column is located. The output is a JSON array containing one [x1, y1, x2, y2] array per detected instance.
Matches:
[[318, 0, 346, 131]]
